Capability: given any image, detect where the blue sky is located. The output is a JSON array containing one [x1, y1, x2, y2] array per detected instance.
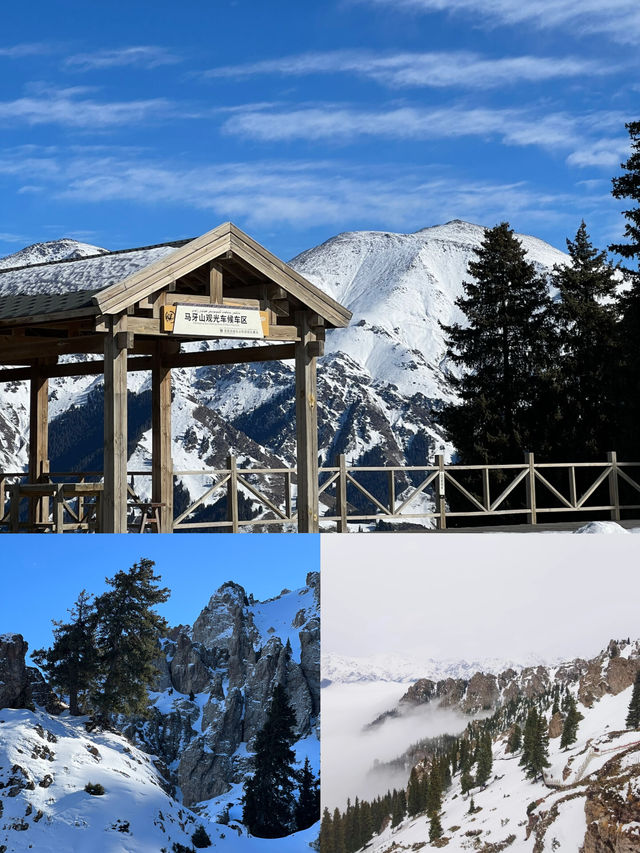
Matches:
[[0, 534, 318, 655], [0, 0, 637, 262]]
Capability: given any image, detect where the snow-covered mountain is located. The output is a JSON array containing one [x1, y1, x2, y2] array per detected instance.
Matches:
[[322, 651, 553, 687], [0, 573, 320, 852], [336, 639, 640, 853], [0, 238, 108, 271], [0, 222, 570, 521]]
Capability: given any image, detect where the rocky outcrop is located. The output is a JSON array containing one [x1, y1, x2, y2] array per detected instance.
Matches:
[[0, 634, 31, 710], [0, 635, 63, 714], [131, 575, 319, 808], [581, 746, 640, 853]]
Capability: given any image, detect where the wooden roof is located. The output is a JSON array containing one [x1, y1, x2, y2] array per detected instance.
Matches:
[[0, 223, 351, 329]]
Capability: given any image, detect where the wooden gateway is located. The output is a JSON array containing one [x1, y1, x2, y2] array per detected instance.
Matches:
[[0, 223, 351, 533]]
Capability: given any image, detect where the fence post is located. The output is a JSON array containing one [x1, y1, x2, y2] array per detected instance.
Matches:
[[336, 454, 348, 533], [284, 470, 292, 521], [436, 454, 446, 530], [226, 454, 239, 533], [525, 452, 537, 525], [607, 451, 620, 521]]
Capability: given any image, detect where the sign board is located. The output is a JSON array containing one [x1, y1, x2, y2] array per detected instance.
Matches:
[[163, 304, 266, 339]]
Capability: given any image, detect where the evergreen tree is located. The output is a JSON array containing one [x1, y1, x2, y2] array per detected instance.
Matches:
[[551, 221, 619, 458], [391, 789, 403, 827], [295, 756, 319, 831], [475, 732, 493, 787], [429, 811, 443, 842], [460, 768, 474, 796], [242, 684, 298, 838], [32, 590, 99, 716], [560, 696, 584, 749], [520, 707, 550, 781], [506, 723, 522, 754], [626, 670, 640, 729], [439, 222, 554, 462], [91, 558, 169, 718], [320, 808, 335, 853], [333, 806, 346, 853], [610, 120, 640, 454], [407, 767, 423, 817], [426, 761, 442, 816]]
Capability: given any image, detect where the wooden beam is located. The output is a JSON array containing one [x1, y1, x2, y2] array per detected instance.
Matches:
[[152, 342, 174, 533], [295, 311, 319, 533], [103, 314, 129, 533], [28, 364, 50, 525], [0, 341, 298, 383], [0, 334, 104, 363], [0, 306, 99, 328], [209, 262, 223, 303]]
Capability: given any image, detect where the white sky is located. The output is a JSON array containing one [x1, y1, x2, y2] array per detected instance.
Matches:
[[321, 534, 640, 664]]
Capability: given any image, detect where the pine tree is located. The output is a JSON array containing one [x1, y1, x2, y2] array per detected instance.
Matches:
[[426, 761, 442, 817], [460, 768, 474, 796], [520, 707, 550, 781], [626, 670, 640, 729], [391, 789, 404, 827], [32, 590, 99, 716], [439, 222, 554, 463], [91, 558, 169, 718], [242, 684, 298, 838], [333, 806, 346, 853], [551, 221, 619, 458], [506, 723, 522, 754], [407, 767, 423, 817], [610, 120, 640, 454], [295, 756, 319, 831], [320, 808, 335, 853], [429, 811, 443, 842], [560, 696, 584, 749], [475, 732, 493, 787]]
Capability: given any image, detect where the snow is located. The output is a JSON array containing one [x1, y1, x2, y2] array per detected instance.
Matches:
[[574, 521, 631, 534], [249, 585, 317, 662]]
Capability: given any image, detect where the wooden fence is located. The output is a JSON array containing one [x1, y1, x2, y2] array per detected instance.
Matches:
[[3, 451, 638, 532]]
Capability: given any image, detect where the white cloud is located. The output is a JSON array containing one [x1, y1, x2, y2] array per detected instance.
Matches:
[[0, 43, 53, 58], [204, 49, 613, 89], [221, 103, 580, 149], [0, 87, 179, 128], [357, 0, 640, 44], [65, 46, 181, 71], [567, 137, 631, 169], [0, 146, 604, 234]]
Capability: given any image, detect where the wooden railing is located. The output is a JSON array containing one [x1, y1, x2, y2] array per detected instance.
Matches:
[[2, 452, 639, 532]]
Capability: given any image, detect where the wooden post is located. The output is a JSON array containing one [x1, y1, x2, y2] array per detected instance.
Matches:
[[436, 454, 446, 530], [152, 343, 174, 533], [607, 451, 620, 521], [209, 262, 223, 303], [28, 363, 50, 526], [525, 452, 537, 525], [295, 311, 320, 533], [336, 454, 348, 532], [227, 454, 239, 533], [103, 314, 129, 533]]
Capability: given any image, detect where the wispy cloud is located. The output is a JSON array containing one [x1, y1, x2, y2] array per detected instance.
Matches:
[[0, 43, 54, 58], [65, 46, 181, 71], [0, 87, 180, 128], [221, 103, 576, 147], [220, 103, 631, 168], [566, 137, 630, 169], [356, 0, 640, 44], [0, 146, 606, 233], [203, 49, 614, 89]]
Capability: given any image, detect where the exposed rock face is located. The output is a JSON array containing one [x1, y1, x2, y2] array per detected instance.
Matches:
[[0, 635, 63, 715], [0, 635, 31, 710], [131, 574, 320, 807], [548, 711, 564, 739], [581, 746, 640, 853], [394, 640, 640, 720]]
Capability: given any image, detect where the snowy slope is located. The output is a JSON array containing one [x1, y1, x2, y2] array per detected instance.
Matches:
[[0, 239, 108, 271], [0, 709, 318, 853], [341, 639, 640, 852]]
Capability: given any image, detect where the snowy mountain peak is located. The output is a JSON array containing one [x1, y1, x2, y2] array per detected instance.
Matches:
[[0, 238, 108, 270]]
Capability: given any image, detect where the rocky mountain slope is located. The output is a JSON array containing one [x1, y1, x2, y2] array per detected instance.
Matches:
[[353, 639, 640, 852], [0, 222, 569, 524], [0, 573, 320, 852]]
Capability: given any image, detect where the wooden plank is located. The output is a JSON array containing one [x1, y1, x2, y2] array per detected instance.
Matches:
[[152, 342, 174, 533], [607, 451, 621, 521], [28, 364, 49, 526], [0, 306, 99, 328], [0, 334, 104, 363], [229, 232, 350, 328], [227, 455, 239, 533], [96, 227, 232, 315], [229, 224, 351, 326], [102, 314, 128, 533], [336, 453, 348, 532], [295, 311, 319, 532], [165, 343, 295, 369], [209, 263, 223, 303]]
